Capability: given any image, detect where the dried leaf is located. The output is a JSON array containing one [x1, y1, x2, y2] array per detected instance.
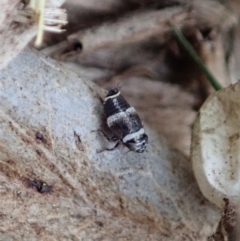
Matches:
[[191, 82, 240, 207]]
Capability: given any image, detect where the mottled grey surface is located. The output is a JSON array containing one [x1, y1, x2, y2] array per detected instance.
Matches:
[[0, 48, 219, 240]]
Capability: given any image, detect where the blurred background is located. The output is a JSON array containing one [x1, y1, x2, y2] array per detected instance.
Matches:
[[36, 0, 240, 157]]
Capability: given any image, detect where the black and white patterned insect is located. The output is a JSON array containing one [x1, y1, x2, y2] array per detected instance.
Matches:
[[103, 87, 148, 153]]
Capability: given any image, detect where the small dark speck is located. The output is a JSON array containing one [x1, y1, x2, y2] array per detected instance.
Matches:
[[36, 132, 44, 140], [95, 221, 104, 227], [28, 179, 52, 194], [35, 132, 47, 144], [36, 149, 42, 156]]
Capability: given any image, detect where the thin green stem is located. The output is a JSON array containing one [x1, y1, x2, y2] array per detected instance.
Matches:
[[171, 24, 222, 91]]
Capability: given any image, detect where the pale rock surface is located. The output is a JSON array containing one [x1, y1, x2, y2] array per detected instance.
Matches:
[[0, 48, 220, 240]]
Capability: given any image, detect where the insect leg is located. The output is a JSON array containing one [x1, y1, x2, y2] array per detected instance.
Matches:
[[92, 129, 118, 142], [96, 140, 121, 153]]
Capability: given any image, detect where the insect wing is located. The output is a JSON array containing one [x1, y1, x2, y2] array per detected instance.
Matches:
[[109, 112, 143, 140]]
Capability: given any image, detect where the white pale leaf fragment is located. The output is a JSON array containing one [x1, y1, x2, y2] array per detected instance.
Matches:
[[191, 82, 240, 207]]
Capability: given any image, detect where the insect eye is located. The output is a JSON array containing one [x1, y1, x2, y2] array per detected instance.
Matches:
[[107, 88, 118, 96], [143, 134, 148, 143]]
